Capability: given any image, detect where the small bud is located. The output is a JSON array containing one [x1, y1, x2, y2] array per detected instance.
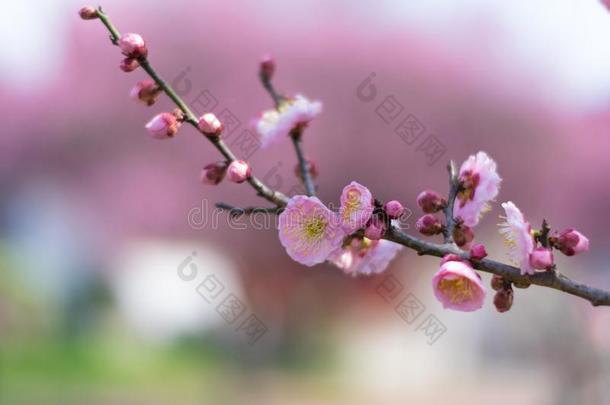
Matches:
[[227, 160, 251, 183], [440, 253, 464, 265], [78, 6, 98, 20], [364, 217, 386, 240], [294, 158, 319, 181], [469, 244, 487, 261], [491, 275, 506, 291], [130, 80, 161, 106], [197, 113, 224, 137], [557, 229, 589, 256], [416, 190, 446, 213], [493, 287, 514, 313], [119, 33, 148, 58], [416, 214, 443, 236], [145, 112, 180, 139], [200, 161, 228, 185], [453, 224, 474, 248], [260, 54, 275, 81], [384, 200, 405, 219], [120, 57, 139, 72], [529, 247, 554, 270]]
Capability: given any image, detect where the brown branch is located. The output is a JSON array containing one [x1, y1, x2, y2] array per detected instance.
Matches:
[[94, 8, 288, 208], [216, 203, 282, 217], [442, 160, 459, 244], [385, 226, 610, 307]]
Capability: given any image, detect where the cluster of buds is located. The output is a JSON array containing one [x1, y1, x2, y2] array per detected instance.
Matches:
[[200, 160, 251, 185], [415, 190, 446, 237], [491, 275, 513, 313], [361, 199, 406, 240], [118, 33, 148, 71]]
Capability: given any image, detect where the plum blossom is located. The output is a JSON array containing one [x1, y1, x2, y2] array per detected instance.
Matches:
[[557, 229, 589, 256], [255, 94, 322, 148], [145, 112, 180, 139], [329, 238, 402, 276], [339, 181, 374, 233], [453, 151, 501, 227], [499, 201, 535, 275], [432, 257, 486, 312], [278, 195, 345, 266]]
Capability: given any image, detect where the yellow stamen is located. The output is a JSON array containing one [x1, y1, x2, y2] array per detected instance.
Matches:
[[438, 277, 474, 304]]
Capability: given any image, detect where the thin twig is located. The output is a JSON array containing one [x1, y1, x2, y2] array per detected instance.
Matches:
[[216, 202, 282, 217], [442, 160, 459, 244], [93, 9, 288, 207], [290, 129, 316, 196]]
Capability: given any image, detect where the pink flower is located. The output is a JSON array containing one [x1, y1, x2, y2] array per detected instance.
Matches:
[[339, 181, 374, 233], [453, 151, 502, 227], [278, 195, 345, 266], [200, 161, 228, 185], [226, 160, 251, 183], [119, 33, 147, 58], [432, 258, 486, 312], [530, 247, 554, 270], [557, 229, 589, 256], [329, 238, 402, 276], [198, 113, 224, 137], [255, 94, 322, 148], [499, 201, 535, 275], [145, 112, 180, 139], [130, 80, 161, 106]]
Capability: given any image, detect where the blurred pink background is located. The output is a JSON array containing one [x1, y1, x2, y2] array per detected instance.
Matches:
[[2, 0, 610, 403]]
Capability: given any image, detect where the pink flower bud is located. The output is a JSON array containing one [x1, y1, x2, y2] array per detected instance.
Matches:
[[557, 229, 589, 256], [529, 247, 554, 270], [120, 57, 139, 72], [119, 33, 147, 58], [440, 253, 464, 265], [200, 161, 228, 185], [453, 224, 474, 248], [364, 217, 386, 240], [416, 190, 446, 213], [416, 214, 443, 236], [490, 275, 506, 291], [145, 112, 180, 139], [469, 244, 487, 261], [78, 6, 98, 20], [130, 80, 161, 106], [493, 287, 513, 313], [384, 200, 404, 219], [197, 113, 224, 137], [260, 54, 275, 81], [294, 158, 319, 181], [227, 160, 251, 183]]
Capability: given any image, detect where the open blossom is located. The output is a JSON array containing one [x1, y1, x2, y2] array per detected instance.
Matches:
[[255, 94, 322, 148], [329, 238, 402, 276], [432, 257, 486, 312], [278, 195, 345, 266], [453, 151, 501, 227], [339, 181, 374, 233], [499, 201, 535, 275], [145, 112, 180, 139]]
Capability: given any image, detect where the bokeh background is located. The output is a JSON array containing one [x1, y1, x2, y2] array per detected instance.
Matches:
[[2, 0, 610, 403]]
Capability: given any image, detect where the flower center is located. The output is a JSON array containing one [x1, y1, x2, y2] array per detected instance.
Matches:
[[342, 190, 361, 219], [438, 277, 474, 303], [302, 216, 327, 242], [457, 170, 480, 207]]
